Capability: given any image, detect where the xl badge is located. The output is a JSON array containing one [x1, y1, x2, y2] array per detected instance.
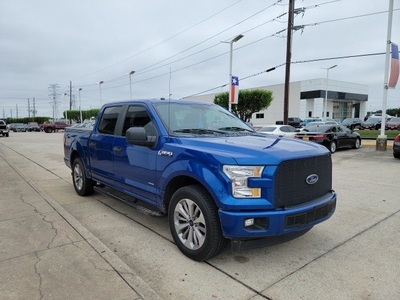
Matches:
[[306, 174, 319, 185]]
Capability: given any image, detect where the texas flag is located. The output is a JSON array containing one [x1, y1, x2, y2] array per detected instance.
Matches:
[[388, 43, 399, 88], [230, 76, 239, 104]]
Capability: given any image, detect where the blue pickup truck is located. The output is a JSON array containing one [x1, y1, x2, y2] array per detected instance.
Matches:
[[64, 99, 337, 261]]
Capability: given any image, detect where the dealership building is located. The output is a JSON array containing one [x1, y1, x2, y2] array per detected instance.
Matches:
[[191, 78, 369, 126]]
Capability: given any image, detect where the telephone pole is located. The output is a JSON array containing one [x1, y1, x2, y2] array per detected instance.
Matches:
[[283, 0, 294, 125]]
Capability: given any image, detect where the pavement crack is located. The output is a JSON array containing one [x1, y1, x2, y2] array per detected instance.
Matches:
[[33, 252, 44, 300]]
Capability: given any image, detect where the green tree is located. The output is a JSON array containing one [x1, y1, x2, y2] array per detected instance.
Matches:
[[214, 89, 273, 122], [63, 109, 100, 123]]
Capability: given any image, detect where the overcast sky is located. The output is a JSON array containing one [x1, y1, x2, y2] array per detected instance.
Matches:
[[1, 0, 400, 119]]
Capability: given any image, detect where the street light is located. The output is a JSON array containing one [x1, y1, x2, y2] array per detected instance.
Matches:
[[321, 64, 337, 121], [99, 80, 104, 107], [78, 88, 83, 123], [129, 71, 135, 99], [222, 34, 243, 112]]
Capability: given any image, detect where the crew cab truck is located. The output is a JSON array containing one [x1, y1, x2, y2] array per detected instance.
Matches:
[[42, 121, 70, 133], [64, 99, 337, 261]]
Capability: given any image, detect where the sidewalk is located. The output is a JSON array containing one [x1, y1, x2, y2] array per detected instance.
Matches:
[[0, 155, 161, 300]]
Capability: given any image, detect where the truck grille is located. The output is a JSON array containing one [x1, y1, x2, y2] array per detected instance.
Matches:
[[274, 154, 332, 208]]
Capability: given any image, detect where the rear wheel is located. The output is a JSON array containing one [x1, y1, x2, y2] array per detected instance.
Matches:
[[169, 184, 227, 261], [72, 157, 95, 196], [353, 138, 361, 149], [329, 141, 337, 153]]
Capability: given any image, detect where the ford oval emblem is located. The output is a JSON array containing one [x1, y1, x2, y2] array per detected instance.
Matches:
[[306, 174, 319, 185]]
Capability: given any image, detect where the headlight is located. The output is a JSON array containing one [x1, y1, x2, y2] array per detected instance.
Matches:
[[223, 165, 264, 198]]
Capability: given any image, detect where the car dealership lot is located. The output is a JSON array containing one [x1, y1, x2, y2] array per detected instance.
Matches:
[[1, 132, 399, 300]]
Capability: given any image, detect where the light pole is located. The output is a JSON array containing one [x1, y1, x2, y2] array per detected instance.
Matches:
[[222, 34, 243, 112], [78, 88, 82, 123], [321, 64, 337, 121], [63, 92, 68, 123], [99, 80, 104, 107], [129, 71, 135, 99]]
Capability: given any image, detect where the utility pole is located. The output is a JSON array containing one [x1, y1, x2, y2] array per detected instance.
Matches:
[[28, 98, 31, 120], [283, 0, 295, 125], [32, 97, 36, 121]]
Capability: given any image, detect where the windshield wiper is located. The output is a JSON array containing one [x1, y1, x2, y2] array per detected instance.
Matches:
[[173, 128, 226, 135], [218, 126, 253, 132]]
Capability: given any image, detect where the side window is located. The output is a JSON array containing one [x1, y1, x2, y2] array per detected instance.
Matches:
[[98, 106, 122, 135], [122, 105, 155, 136]]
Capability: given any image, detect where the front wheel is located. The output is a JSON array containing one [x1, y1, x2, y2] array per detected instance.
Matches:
[[169, 185, 227, 261], [72, 157, 95, 196]]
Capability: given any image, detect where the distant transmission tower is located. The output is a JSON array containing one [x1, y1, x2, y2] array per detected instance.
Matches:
[[48, 84, 61, 120]]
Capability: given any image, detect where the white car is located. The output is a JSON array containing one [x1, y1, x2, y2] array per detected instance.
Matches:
[[257, 125, 297, 137]]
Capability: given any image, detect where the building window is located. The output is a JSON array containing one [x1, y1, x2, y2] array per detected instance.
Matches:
[[308, 111, 312, 117], [255, 113, 264, 119]]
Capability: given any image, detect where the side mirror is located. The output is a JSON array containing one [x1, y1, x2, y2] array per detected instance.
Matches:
[[126, 127, 156, 147]]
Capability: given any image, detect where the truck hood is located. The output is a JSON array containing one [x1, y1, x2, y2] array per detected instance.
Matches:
[[170, 134, 330, 165]]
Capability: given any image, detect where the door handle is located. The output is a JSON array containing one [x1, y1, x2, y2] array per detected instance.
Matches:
[[113, 146, 122, 154], [89, 142, 96, 148]]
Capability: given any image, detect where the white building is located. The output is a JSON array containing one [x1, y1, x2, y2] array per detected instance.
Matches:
[[191, 78, 369, 126]]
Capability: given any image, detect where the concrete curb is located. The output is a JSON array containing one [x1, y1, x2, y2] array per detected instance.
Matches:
[[362, 139, 394, 147], [9, 159, 163, 300]]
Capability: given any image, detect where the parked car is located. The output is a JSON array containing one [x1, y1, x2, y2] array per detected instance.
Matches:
[[294, 124, 361, 153], [27, 122, 41, 132], [299, 117, 322, 127], [394, 133, 400, 158], [11, 123, 27, 132], [341, 118, 363, 130], [257, 124, 297, 137], [385, 117, 400, 130], [275, 117, 302, 128], [360, 117, 382, 130], [0, 120, 9, 137], [299, 121, 338, 130]]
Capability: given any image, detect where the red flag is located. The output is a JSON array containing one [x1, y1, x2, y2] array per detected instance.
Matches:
[[388, 43, 399, 88]]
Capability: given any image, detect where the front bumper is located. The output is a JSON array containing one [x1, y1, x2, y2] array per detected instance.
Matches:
[[219, 191, 337, 239]]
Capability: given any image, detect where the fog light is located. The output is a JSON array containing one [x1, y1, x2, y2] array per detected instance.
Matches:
[[244, 218, 254, 227]]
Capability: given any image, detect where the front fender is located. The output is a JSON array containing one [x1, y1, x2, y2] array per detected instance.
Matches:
[[158, 159, 228, 208]]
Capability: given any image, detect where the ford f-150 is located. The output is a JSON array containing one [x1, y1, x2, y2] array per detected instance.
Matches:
[[64, 99, 337, 261]]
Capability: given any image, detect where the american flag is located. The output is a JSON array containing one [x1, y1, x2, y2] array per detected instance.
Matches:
[[230, 76, 239, 104], [388, 43, 399, 88]]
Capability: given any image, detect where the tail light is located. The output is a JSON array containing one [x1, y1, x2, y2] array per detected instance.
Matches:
[[395, 135, 400, 142], [312, 134, 326, 140]]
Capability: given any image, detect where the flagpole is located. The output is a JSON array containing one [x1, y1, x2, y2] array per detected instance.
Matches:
[[377, 0, 394, 151]]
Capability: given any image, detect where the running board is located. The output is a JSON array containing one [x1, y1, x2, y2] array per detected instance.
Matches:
[[93, 186, 164, 217]]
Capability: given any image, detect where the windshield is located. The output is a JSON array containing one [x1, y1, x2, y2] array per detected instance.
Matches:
[[152, 102, 254, 135]]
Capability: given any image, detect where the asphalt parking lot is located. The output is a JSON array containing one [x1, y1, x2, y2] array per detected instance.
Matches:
[[0, 132, 399, 300]]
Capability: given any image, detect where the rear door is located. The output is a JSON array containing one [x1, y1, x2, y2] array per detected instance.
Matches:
[[89, 105, 122, 186], [112, 105, 158, 204]]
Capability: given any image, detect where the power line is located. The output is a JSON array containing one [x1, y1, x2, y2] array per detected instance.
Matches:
[[72, 0, 245, 81]]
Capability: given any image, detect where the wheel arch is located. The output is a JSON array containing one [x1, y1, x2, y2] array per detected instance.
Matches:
[[161, 163, 226, 215]]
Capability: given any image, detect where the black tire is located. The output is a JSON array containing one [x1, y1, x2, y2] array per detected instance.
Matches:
[[46, 127, 53, 133], [328, 141, 337, 153], [5, 133, 9, 137], [353, 137, 361, 149], [168, 184, 227, 261], [72, 157, 95, 196], [394, 152, 400, 159]]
